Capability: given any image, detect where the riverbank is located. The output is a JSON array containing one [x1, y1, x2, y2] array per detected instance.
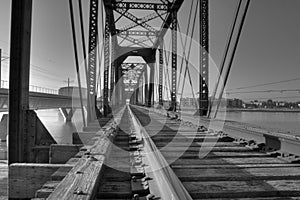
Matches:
[[179, 107, 300, 113], [179, 110, 300, 138], [227, 108, 300, 113]]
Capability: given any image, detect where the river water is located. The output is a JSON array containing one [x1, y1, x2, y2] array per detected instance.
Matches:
[[217, 111, 300, 136], [0, 108, 299, 146]]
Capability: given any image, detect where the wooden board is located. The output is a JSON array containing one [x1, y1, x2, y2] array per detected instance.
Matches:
[[173, 167, 300, 181], [183, 180, 300, 199], [49, 144, 82, 164], [47, 155, 106, 200]]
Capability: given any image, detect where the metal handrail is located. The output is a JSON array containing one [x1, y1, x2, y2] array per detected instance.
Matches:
[[0, 80, 58, 95]]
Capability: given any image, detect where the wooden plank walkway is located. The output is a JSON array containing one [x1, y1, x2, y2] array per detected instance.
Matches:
[[131, 106, 300, 199]]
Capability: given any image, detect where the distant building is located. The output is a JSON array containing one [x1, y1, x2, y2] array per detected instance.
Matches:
[[227, 98, 243, 108], [58, 86, 87, 98], [180, 97, 197, 107]]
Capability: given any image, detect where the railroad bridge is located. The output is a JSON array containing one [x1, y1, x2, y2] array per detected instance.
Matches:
[[5, 0, 300, 199]]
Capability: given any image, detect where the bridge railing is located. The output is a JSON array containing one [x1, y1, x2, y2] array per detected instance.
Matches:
[[1, 80, 58, 95]]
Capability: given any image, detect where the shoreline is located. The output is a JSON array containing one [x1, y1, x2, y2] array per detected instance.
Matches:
[[179, 107, 300, 113], [178, 110, 300, 137], [227, 108, 300, 113]]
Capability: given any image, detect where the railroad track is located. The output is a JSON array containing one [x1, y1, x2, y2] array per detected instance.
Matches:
[[130, 106, 300, 199], [31, 105, 300, 199]]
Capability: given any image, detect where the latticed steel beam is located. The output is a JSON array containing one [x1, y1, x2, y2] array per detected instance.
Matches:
[[159, 39, 164, 106], [199, 0, 209, 116], [103, 15, 110, 116], [119, 12, 167, 32], [112, 2, 169, 10], [153, 0, 184, 49], [118, 34, 150, 48], [121, 63, 147, 70], [171, 11, 177, 111], [117, 30, 158, 37], [87, 0, 98, 96], [87, 0, 99, 121], [115, 8, 157, 32], [127, 37, 154, 47], [103, 0, 117, 34]]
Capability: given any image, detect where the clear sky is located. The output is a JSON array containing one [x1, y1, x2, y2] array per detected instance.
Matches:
[[1, 0, 300, 102]]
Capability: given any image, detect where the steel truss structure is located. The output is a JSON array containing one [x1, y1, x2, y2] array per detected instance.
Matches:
[[96, 0, 208, 116]]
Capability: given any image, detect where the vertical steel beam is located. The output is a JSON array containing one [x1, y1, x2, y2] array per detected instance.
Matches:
[[159, 39, 164, 106], [148, 63, 155, 107], [8, 0, 32, 164], [110, 38, 116, 104], [171, 11, 177, 111], [114, 55, 121, 106], [103, 14, 110, 116], [144, 68, 148, 106], [199, 0, 209, 116], [87, 0, 99, 121]]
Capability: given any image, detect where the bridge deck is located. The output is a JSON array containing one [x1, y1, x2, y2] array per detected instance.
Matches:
[[31, 105, 300, 199], [130, 106, 300, 199]]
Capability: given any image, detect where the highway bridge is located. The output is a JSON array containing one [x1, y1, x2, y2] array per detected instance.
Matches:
[[4, 0, 300, 199]]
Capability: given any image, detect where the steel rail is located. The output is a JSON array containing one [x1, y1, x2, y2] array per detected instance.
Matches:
[[127, 105, 193, 200]]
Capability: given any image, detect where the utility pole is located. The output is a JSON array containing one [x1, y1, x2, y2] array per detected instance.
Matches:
[[63, 78, 74, 96]]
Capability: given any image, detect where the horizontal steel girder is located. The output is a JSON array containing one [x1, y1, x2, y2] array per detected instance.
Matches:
[[118, 11, 167, 32], [118, 34, 150, 47], [116, 30, 158, 37], [121, 63, 147, 70], [112, 2, 170, 10], [115, 8, 157, 32]]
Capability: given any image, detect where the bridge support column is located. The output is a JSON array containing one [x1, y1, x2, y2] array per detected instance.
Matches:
[[9, 1, 56, 165], [59, 108, 76, 122], [9, 0, 32, 164]]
